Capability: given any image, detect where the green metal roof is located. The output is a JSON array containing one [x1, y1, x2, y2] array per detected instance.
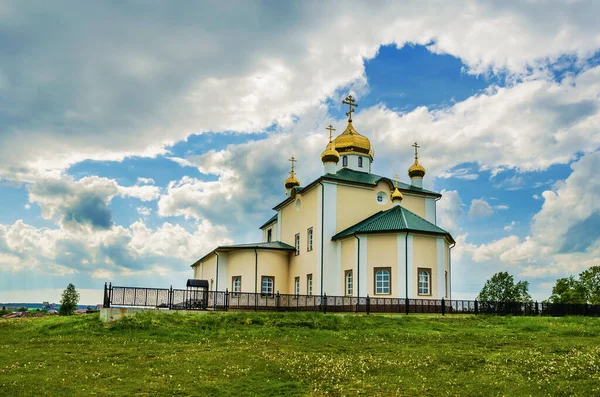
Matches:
[[332, 205, 454, 242], [259, 214, 278, 229], [323, 168, 440, 196]]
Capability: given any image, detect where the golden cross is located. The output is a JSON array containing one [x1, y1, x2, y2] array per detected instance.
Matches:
[[289, 156, 297, 173], [412, 142, 420, 159], [342, 95, 358, 122], [326, 124, 336, 142], [393, 174, 399, 189]]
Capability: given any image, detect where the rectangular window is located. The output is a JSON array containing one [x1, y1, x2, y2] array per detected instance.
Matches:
[[342, 156, 348, 167], [358, 157, 363, 168], [267, 229, 272, 242], [307, 227, 313, 251], [418, 268, 431, 295], [294, 277, 300, 296], [261, 276, 274, 296], [307, 274, 313, 296], [374, 267, 391, 295], [345, 270, 353, 296], [232, 276, 241, 296], [295, 233, 300, 255]]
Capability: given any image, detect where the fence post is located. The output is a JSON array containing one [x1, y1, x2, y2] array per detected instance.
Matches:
[[225, 289, 229, 312], [103, 282, 108, 308], [535, 301, 539, 315], [108, 282, 113, 307], [405, 297, 409, 315], [323, 293, 327, 314], [474, 299, 478, 315], [441, 298, 446, 316], [276, 291, 280, 312], [168, 285, 173, 310], [255, 292, 258, 311]]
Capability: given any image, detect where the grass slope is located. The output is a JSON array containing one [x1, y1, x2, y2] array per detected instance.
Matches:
[[1, 312, 599, 396]]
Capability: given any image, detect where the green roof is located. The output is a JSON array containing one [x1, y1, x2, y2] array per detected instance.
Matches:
[[332, 205, 454, 242], [323, 168, 440, 196], [259, 214, 278, 229]]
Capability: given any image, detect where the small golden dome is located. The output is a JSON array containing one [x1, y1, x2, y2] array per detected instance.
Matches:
[[284, 171, 300, 190], [333, 121, 373, 160], [321, 141, 340, 164], [391, 187, 403, 203], [408, 159, 426, 178]]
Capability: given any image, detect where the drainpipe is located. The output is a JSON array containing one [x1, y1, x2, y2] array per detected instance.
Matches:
[[405, 233, 409, 300], [215, 252, 220, 291], [354, 235, 360, 298], [254, 248, 258, 294], [449, 242, 455, 300], [318, 182, 325, 296]]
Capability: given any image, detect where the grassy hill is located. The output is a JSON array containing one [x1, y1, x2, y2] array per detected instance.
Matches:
[[1, 312, 599, 396]]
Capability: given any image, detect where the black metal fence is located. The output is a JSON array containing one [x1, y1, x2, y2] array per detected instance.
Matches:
[[102, 283, 600, 317]]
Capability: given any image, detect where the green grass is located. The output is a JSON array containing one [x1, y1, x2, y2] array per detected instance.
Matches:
[[1, 312, 599, 396]]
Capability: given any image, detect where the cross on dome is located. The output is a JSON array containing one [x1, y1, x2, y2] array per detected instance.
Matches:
[[412, 142, 420, 159], [393, 174, 399, 188], [289, 156, 297, 173], [326, 124, 336, 142], [342, 95, 358, 122]]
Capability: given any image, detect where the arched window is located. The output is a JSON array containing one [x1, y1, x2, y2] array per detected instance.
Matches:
[[418, 269, 431, 295], [342, 156, 348, 167], [261, 276, 274, 295], [375, 268, 391, 294], [345, 270, 353, 295], [358, 157, 363, 168], [232, 276, 241, 296]]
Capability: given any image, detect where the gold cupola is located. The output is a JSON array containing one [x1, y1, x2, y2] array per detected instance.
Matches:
[[321, 124, 340, 164], [333, 95, 374, 160], [284, 156, 300, 192], [408, 142, 426, 179], [390, 174, 403, 205]]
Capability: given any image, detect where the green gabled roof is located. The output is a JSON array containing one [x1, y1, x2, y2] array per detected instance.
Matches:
[[323, 168, 440, 196], [332, 205, 454, 243], [259, 213, 278, 229]]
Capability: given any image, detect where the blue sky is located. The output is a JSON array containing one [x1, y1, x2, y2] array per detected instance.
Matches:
[[0, 1, 599, 304]]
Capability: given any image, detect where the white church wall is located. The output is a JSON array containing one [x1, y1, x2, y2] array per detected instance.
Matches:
[[407, 235, 414, 298], [336, 154, 371, 173], [358, 235, 368, 298], [425, 197, 436, 224], [436, 238, 445, 298], [397, 233, 407, 298], [322, 182, 339, 295]]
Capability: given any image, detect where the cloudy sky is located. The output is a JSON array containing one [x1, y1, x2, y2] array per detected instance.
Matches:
[[1, 1, 599, 304]]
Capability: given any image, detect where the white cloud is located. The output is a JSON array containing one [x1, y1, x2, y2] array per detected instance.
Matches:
[[136, 177, 155, 185], [494, 205, 509, 210], [468, 198, 494, 219], [23, 204, 30, 210], [437, 189, 464, 236], [136, 206, 152, 217], [2, 1, 600, 180], [504, 221, 517, 231], [437, 167, 479, 180]]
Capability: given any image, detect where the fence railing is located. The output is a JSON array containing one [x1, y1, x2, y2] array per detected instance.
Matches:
[[102, 283, 600, 317]]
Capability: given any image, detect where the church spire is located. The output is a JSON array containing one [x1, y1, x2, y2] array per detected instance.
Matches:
[[390, 173, 403, 205], [321, 124, 340, 173]]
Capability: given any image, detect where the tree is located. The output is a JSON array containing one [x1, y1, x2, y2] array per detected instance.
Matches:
[[548, 276, 587, 304], [478, 271, 532, 302], [59, 283, 80, 316], [579, 266, 600, 305]]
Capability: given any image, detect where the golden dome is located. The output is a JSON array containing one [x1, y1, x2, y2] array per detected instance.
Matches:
[[284, 171, 300, 190], [408, 159, 426, 178], [391, 187, 403, 203], [321, 141, 340, 164], [333, 121, 373, 160]]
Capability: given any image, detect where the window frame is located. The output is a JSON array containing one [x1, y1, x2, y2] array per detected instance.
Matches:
[[294, 276, 300, 296], [307, 273, 313, 296], [307, 227, 313, 251], [374, 267, 391, 295], [358, 157, 363, 168], [342, 155, 348, 167], [294, 233, 300, 256], [345, 270, 353, 296], [261, 275, 275, 296], [267, 229, 272, 242], [232, 276, 241, 296], [418, 268, 432, 296]]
